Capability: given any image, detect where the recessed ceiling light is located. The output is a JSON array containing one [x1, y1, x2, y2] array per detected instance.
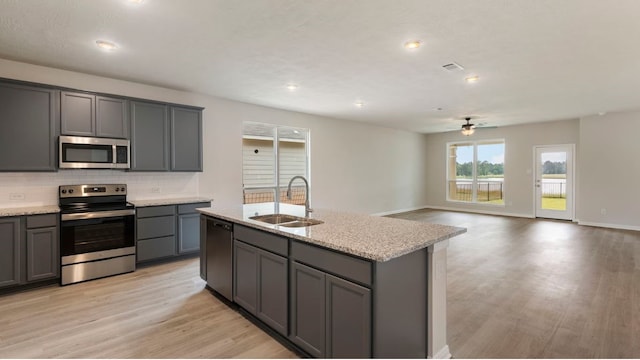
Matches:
[[127, 0, 144, 4], [465, 75, 479, 83], [96, 40, 117, 51], [286, 84, 298, 91], [404, 40, 421, 50], [354, 101, 365, 108]]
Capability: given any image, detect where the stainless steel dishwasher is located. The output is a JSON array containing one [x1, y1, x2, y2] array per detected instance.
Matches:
[[206, 218, 233, 301]]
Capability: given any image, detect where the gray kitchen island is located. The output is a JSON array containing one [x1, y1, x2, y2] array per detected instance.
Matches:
[[198, 203, 465, 358]]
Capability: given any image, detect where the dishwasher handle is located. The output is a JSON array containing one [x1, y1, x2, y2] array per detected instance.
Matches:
[[211, 220, 232, 232]]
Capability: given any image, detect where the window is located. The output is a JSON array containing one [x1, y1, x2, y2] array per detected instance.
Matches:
[[242, 122, 310, 205], [447, 140, 505, 205]]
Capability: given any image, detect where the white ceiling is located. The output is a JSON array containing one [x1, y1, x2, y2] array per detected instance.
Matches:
[[1, 0, 640, 133]]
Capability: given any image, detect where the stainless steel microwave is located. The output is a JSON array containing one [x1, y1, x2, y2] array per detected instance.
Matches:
[[59, 135, 130, 169]]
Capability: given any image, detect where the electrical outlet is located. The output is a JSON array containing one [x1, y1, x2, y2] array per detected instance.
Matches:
[[600, 208, 607, 215], [151, 187, 161, 193], [10, 193, 25, 200]]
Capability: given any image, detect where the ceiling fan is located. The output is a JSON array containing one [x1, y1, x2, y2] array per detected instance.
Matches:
[[451, 116, 497, 136], [461, 117, 475, 136]]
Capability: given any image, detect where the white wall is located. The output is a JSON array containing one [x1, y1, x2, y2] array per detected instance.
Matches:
[[577, 112, 640, 230], [423, 119, 580, 217], [0, 58, 429, 214], [198, 93, 430, 214]]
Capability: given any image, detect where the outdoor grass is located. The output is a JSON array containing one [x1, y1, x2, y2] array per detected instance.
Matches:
[[542, 197, 566, 210]]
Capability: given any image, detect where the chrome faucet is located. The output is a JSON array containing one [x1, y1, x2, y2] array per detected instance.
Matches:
[[287, 175, 312, 217]]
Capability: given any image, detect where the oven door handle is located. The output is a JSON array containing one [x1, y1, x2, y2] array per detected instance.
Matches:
[[61, 209, 135, 221]]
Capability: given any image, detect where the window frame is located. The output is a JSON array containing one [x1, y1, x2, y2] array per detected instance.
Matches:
[[446, 139, 506, 206], [242, 122, 310, 206]]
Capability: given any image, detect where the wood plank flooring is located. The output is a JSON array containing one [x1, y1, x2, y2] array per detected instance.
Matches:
[[0, 259, 296, 358], [1, 210, 639, 358], [391, 209, 640, 358]]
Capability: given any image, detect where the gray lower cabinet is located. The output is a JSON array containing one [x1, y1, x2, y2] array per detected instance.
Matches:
[[234, 239, 288, 336], [0, 218, 21, 288], [290, 261, 326, 357], [137, 202, 210, 263], [137, 205, 177, 262], [25, 214, 59, 282], [170, 106, 203, 172], [130, 101, 170, 171], [199, 217, 207, 280], [0, 82, 58, 171], [177, 202, 209, 254], [204, 221, 428, 358], [1, 214, 60, 289], [234, 240, 258, 312], [325, 274, 371, 358], [290, 260, 371, 358], [290, 240, 373, 358]]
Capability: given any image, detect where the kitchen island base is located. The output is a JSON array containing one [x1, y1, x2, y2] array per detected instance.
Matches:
[[199, 207, 461, 359]]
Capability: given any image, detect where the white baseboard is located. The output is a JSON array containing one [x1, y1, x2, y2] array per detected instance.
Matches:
[[370, 205, 430, 217], [423, 205, 535, 219], [429, 345, 452, 359], [577, 221, 640, 231]]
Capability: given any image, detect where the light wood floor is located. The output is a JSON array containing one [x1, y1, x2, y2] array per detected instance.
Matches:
[[391, 209, 640, 358], [0, 259, 296, 358], [1, 210, 639, 358]]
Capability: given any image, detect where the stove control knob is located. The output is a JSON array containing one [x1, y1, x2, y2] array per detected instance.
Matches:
[[68, 189, 74, 194], [121, 187, 126, 192], [61, 189, 67, 194], [115, 188, 119, 192]]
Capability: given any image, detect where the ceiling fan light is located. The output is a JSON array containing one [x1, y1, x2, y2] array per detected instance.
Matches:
[[461, 117, 475, 136], [461, 127, 475, 136]]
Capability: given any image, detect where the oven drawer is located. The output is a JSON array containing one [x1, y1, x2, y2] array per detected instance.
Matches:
[[137, 236, 176, 262], [137, 215, 175, 239]]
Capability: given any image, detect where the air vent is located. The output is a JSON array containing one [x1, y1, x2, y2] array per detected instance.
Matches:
[[442, 62, 464, 71]]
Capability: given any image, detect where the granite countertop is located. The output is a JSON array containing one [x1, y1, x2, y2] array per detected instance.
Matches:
[[0, 205, 60, 217], [198, 203, 466, 262], [129, 197, 213, 207]]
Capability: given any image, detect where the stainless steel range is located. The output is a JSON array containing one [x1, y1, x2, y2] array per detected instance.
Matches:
[[59, 184, 136, 285]]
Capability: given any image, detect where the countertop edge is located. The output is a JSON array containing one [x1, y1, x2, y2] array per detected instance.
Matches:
[[198, 209, 466, 262], [130, 197, 213, 207], [0, 205, 61, 217]]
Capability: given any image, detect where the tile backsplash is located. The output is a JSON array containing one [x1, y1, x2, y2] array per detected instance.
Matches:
[[0, 170, 199, 207]]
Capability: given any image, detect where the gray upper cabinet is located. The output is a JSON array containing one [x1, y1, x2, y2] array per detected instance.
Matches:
[[96, 96, 128, 138], [61, 91, 128, 139], [60, 91, 95, 136], [130, 101, 170, 171], [170, 106, 203, 172], [0, 82, 58, 172], [0, 218, 22, 288]]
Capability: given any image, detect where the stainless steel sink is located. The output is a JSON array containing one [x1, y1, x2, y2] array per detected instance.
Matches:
[[249, 214, 324, 227], [249, 214, 299, 224], [279, 218, 324, 227]]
